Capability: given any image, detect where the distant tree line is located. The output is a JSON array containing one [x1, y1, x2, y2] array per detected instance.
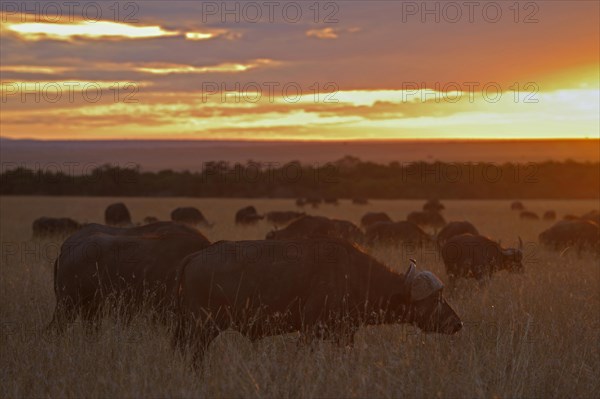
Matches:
[[1, 157, 598, 199]]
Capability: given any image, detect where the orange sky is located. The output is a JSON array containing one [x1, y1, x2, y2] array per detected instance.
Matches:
[[0, 1, 598, 141]]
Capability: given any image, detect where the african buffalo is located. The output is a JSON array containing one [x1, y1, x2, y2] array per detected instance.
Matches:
[[105, 203, 132, 226], [423, 199, 445, 213], [542, 211, 556, 221], [539, 220, 599, 253], [365, 221, 431, 247], [441, 234, 523, 282], [407, 211, 446, 229], [324, 197, 339, 205], [173, 240, 462, 363], [510, 201, 525, 211], [436, 221, 479, 248], [352, 198, 369, 205], [361, 212, 392, 228], [235, 206, 264, 225], [143, 216, 159, 225], [520, 211, 540, 220], [171, 207, 213, 227], [305, 197, 322, 208], [266, 215, 364, 244], [32, 217, 81, 237], [49, 222, 211, 331], [266, 211, 306, 226], [295, 198, 306, 207]]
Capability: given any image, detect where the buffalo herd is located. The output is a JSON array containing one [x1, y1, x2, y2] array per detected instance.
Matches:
[[36, 199, 598, 365]]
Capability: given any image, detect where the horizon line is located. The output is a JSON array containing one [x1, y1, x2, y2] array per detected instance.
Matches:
[[2, 137, 598, 143]]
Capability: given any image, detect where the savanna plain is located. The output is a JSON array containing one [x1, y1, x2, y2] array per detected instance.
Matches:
[[1, 196, 598, 398]]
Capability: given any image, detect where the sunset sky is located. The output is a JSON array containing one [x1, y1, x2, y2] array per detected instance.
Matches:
[[1, 1, 598, 141]]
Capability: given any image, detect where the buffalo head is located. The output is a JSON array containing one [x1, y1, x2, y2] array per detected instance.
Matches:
[[392, 260, 462, 334], [501, 237, 524, 273]]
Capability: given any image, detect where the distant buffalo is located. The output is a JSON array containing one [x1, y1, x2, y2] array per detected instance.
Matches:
[[542, 211, 556, 221], [266, 215, 364, 244], [360, 212, 392, 228], [436, 221, 479, 248], [171, 207, 213, 227], [33, 217, 81, 237], [105, 203, 132, 226], [49, 222, 211, 331], [324, 197, 339, 205], [352, 198, 369, 205], [143, 216, 159, 225], [423, 199, 445, 213], [266, 211, 305, 226], [305, 197, 322, 208], [365, 221, 431, 247], [407, 211, 446, 229], [563, 214, 580, 221], [235, 206, 264, 225], [539, 220, 599, 253], [510, 201, 525, 211], [295, 198, 306, 207], [441, 234, 523, 282], [520, 211, 540, 220], [174, 240, 462, 363]]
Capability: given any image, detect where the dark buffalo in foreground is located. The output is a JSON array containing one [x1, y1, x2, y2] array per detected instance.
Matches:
[[235, 206, 264, 225], [171, 207, 213, 227], [510, 201, 525, 211], [105, 202, 132, 226], [266, 211, 306, 226], [441, 234, 523, 282], [423, 199, 445, 213], [174, 240, 462, 363], [33, 217, 81, 237], [539, 220, 599, 253], [266, 215, 364, 244], [542, 211, 556, 221], [520, 211, 540, 220], [360, 212, 392, 228], [436, 221, 479, 248], [365, 221, 431, 247], [407, 211, 446, 229], [50, 222, 211, 331]]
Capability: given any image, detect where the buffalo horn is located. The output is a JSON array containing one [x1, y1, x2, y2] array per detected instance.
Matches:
[[404, 261, 417, 287]]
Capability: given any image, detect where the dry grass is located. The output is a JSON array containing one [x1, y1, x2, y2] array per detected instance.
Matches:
[[1, 196, 598, 398]]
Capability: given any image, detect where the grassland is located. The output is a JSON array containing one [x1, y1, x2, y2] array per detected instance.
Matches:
[[1, 196, 598, 398]]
